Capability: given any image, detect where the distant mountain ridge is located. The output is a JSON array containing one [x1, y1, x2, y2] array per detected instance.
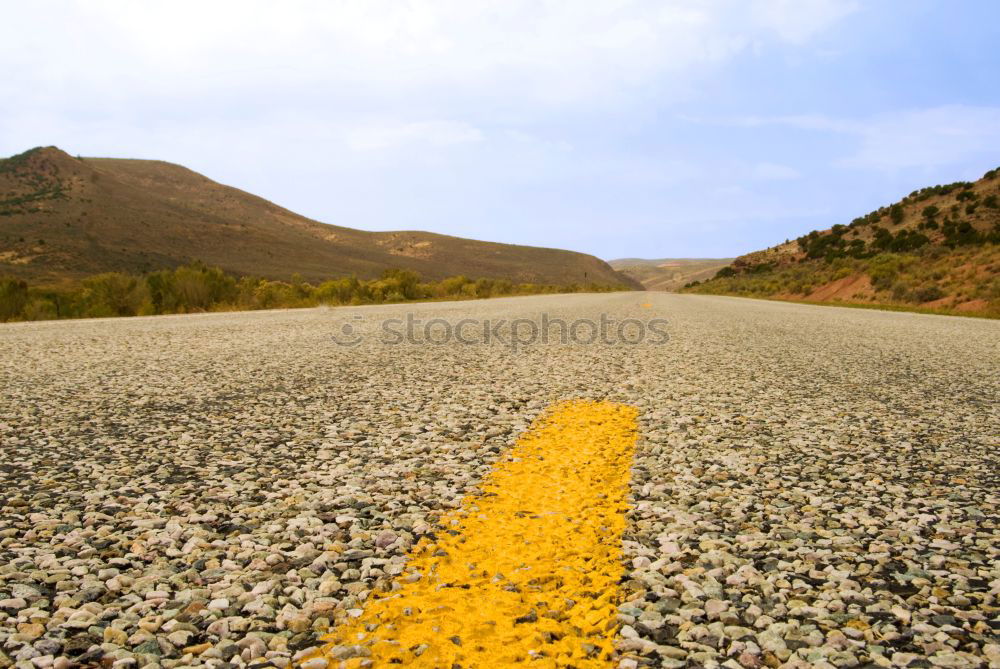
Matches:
[[0, 147, 639, 288], [609, 258, 734, 291]]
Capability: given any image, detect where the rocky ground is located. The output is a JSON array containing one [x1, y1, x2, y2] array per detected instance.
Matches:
[[1, 294, 997, 669]]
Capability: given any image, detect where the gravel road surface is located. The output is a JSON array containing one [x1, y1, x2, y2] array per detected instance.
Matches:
[[1, 293, 998, 669]]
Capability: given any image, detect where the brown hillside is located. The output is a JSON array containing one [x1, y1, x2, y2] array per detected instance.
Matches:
[[609, 257, 734, 291], [731, 169, 1000, 269], [0, 147, 638, 288], [684, 165, 1000, 316]]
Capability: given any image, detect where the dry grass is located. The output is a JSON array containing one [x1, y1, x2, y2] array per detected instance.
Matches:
[[0, 147, 639, 288], [685, 246, 1000, 318]]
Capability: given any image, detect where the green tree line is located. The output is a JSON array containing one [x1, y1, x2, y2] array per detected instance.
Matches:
[[0, 263, 627, 322]]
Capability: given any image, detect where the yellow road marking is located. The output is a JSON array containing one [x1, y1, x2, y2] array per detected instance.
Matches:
[[316, 400, 639, 667]]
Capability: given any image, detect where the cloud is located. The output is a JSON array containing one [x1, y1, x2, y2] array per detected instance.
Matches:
[[0, 0, 865, 259], [345, 120, 483, 152], [840, 106, 1000, 171], [748, 0, 860, 44], [679, 113, 858, 133], [685, 105, 1000, 172], [0, 0, 858, 113]]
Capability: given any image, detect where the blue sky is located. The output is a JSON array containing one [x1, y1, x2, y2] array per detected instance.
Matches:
[[3, 1, 999, 259]]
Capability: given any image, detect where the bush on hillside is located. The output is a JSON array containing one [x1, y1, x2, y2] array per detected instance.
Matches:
[[714, 266, 737, 279], [912, 285, 945, 303]]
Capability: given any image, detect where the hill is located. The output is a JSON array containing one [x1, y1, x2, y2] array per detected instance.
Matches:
[[683, 166, 1000, 316], [0, 147, 638, 288], [609, 257, 734, 291]]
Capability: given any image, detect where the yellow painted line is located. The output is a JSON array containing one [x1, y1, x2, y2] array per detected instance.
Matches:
[[315, 400, 639, 667]]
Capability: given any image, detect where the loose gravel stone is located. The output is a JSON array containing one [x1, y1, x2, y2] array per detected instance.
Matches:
[[1, 294, 997, 667]]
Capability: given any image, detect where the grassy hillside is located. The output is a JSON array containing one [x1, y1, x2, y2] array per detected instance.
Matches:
[[0, 147, 639, 288], [684, 166, 1000, 317], [609, 257, 734, 291]]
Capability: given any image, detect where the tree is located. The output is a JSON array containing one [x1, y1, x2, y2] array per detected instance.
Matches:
[[380, 268, 421, 299], [83, 273, 148, 317], [0, 276, 28, 321]]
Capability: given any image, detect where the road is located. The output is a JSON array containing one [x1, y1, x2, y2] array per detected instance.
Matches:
[[1, 293, 998, 668]]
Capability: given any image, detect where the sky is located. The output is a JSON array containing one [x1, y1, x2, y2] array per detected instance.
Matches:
[[3, 1, 1000, 259]]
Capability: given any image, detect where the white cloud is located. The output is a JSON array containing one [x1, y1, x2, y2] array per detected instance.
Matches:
[[748, 0, 860, 44], [345, 120, 483, 152], [685, 105, 1000, 172], [0, 0, 863, 258], [841, 106, 1000, 170], [0, 0, 858, 112]]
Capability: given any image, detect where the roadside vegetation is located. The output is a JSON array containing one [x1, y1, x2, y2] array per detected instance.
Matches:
[[684, 166, 1000, 318], [0, 264, 628, 322], [686, 247, 999, 317]]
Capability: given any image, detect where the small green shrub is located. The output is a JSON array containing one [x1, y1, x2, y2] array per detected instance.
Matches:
[[714, 266, 737, 278]]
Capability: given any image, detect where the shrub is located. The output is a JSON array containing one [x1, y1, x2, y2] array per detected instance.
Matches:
[[252, 280, 297, 309], [439, 275, 471, 296], [83, 273, 148, 317], [868, 254, 906, 291], [942, 221, 981, 247], [378, 268, 422, 300], [888, 229, 930, 252], [871, 226, 893, 251], [715, 266, 737, 278], [145, 263, 237, 313], [0, 264, 630, 322], [0, 276, 28, 321], [315, 277, 361, 305], [22, 297, 58, 320], [913, 285, 945, 303], [889, 204, 904, 225]]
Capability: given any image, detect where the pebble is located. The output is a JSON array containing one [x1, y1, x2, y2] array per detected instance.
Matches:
[[1, 294, 996, 667]]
